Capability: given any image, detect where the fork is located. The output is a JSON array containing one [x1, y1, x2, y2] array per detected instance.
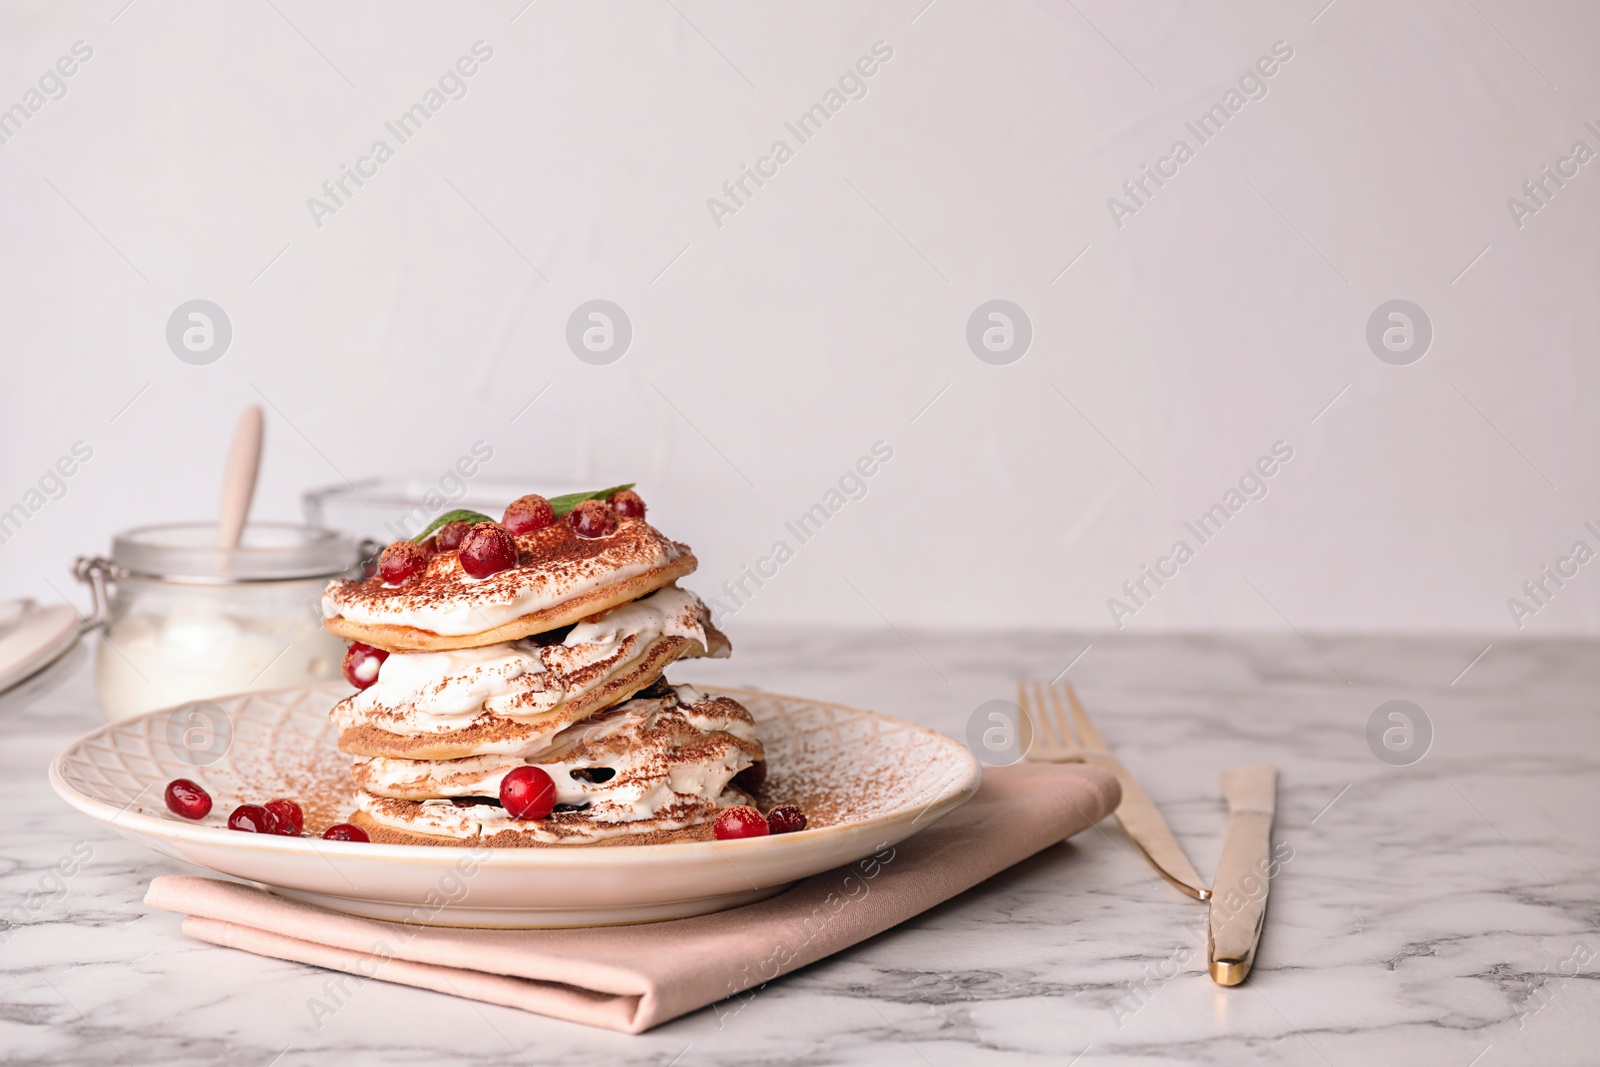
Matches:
[[1020, 681, 1211, 901]]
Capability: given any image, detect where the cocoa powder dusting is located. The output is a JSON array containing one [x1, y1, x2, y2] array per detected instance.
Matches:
[[325, 519, 690, 622]]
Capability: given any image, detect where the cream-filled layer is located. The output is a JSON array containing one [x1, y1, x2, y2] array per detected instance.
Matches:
[[352, 685, 761, 842], [332, 586, 715, 737]]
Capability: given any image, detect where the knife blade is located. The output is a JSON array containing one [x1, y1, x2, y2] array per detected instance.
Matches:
[[1058, 686, 1211, 901], [1077, 751, 1212, 901], [1207, 763, 1278, 985]]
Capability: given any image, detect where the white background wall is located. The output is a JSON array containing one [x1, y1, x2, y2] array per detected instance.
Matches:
[[1, 0, 1597, 635]]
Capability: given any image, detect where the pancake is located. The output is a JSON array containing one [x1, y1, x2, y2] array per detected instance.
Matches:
[[346, 810, 718, 848], [334, 586, 728, 760], [322, 517, 696, 651], [348, 687, 762, 847]]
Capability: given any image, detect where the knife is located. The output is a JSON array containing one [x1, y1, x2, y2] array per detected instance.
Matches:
[[1207, 763, 1278, 985], [1059, 686, 1211, 901]]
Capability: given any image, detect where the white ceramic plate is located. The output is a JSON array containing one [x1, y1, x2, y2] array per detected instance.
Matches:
[[49, 682, 981, 927]]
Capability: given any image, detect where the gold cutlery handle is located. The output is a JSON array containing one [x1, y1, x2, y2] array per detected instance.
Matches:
[[1207, 764, 1278, 985]]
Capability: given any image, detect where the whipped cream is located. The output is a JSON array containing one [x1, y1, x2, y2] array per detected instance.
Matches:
[[354, 685, 762, 843], [332, 586, 717, 738], [322, 520, 690, 636]]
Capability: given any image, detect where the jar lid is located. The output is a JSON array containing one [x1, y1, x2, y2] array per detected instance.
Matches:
[[0, 599, 80, 694], [110, 523, 358, 581]]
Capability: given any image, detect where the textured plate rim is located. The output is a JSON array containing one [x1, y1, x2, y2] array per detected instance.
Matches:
[[48, 683, 983, 870]]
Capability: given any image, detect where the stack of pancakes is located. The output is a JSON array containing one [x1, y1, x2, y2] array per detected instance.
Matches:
[[320, 509, 763, 846]]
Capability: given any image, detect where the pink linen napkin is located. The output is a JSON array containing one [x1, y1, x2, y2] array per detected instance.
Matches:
[[145, 762, 1118, 1033]]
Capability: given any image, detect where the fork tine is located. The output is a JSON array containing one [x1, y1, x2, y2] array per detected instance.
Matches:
[[1062, 683, 1109, 752], [1037, 681, 1062, 748], [1016, 681, 1039, 755], [1014, 682, 1033, 750], [1019, 681, 1051, 752], [1042, 682, 1080, 757]]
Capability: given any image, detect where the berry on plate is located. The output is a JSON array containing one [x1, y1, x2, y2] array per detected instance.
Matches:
[[164, 778, 212, 820], [226, 804, 278, 834], [264, 798, 304, 836], [765, 806, 807, 835], [713, 805, 770, 840], [322, 824, 369, 842]]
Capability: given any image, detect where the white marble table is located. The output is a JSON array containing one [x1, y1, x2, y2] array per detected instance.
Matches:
[[2, 631, 1596, 1066]]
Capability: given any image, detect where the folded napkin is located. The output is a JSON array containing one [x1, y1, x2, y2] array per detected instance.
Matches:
[[145, 762, 1118, 1033]]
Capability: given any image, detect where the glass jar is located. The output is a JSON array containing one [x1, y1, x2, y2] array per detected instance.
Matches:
[[303, 475, 592, 544], [76, 523, 359, 720]]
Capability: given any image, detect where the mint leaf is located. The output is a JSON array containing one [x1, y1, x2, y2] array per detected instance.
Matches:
[[548, 483, 634, 516], [411, 509, 492, 543]]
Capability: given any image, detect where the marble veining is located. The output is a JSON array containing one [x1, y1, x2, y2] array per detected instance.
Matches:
[[1, 630, 1596, 1065]]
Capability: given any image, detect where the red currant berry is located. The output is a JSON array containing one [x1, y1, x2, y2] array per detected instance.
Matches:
[[435, 520, 472, 551], [322, 823, 369, 842], [264, 798, 304, 836], [766, 805, 807, 834], [378, 540, 430, 585], [458, 522, 519, 578], [503, 495, 555, 535], [500, 766, 557, 820], [608, 489, 646, 520], [342, 642, 389, 689], [164, 778, 212, 820], [227, 804, 278, 834], [713, 805, 770, 841], [568, 499, 619, 539]]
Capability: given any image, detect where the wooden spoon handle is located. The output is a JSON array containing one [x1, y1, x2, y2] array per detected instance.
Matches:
[[217, 406, 264, 549]]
